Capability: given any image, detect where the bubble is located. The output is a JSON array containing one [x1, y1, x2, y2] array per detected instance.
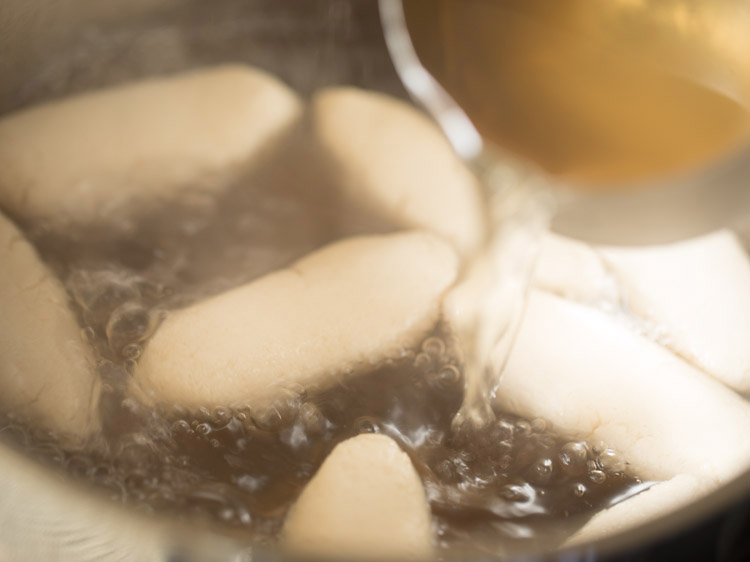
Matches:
[[89, 463, 114, 480], [354, 417, 380, 434], [589, 469, 607, 484], [106, 302, 159, 353], [414, 352, 433, 371], [0, 423, 30, 448], [218, 507, 235, 521], [281, 423, 309, 450], [211, 408, 231, 426], [558, 441, 588, 474], [210, 438, 221, 448], [495, 440, 513, 456], [282, 383, 307, 402], [515, 420, 532, 437], [495, 419, 515, 441], [429, 365, 461, 390], [500, 483, 532, 503], [195, 423, 212, 436], [97, 358, 115, 370], [65, 455, 94, 477], [172, 420, 190, 433], [68, 269, 140, 319], [528, 457, 554, 485], [533, 434, 557, 449], [422, 337, 446, 359], [117, 438, 158, 469], [255, 405, 286, 431], [531, 418, 547, 433], [497, 455, 513, 470], [236, 474, 266, 494], [598, 448, 625, 472], [28, 441, 65, 464], [297, 403, 325, 435], [572, 483, 587, 497], [81, 326, 97, 343], [122, 343, 143, 360], [472, 461, 496, 483], [450, 455, 472, 480], [591, 440, 607, 455], [295, 464, 315, 480]]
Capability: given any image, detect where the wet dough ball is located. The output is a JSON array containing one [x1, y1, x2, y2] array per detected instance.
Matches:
[[0, 64, 301, 225], [0, 212, 99, 441], [133, 231, 458, 411], [312, 87, 485, 257], [283, 433, 434, 560]]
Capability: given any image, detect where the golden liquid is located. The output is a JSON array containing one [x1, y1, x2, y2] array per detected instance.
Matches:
[[404, 0, 750, 184]]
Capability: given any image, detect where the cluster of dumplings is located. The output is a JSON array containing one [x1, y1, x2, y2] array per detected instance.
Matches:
[[1, 64, 750, 560]]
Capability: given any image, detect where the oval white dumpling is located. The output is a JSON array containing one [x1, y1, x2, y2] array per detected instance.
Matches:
[[533, 230, 750, 394], [312, 87, 485, 257], [133, 231, 458, 411], [497, 290, 750, 484], [600, 230, 750, 394], [0, 212, 99, 441], [283, 434, 434, 560], [0, 64, 301, 224]]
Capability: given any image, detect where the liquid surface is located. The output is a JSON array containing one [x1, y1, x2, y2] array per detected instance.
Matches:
[[0, 336, 639, 556], [0, 161, 639, 556], [404, 0, 750, 184]]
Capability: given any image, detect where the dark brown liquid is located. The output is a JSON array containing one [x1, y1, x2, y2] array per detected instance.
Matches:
[[0, 336, 639, 555], [1, 130, 640, 555], [403, 0, 750, 185]]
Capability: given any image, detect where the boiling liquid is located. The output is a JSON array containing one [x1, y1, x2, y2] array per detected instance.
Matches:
[[0, 159, 640, 555], [403, 0, 750, 184], [448, 165, 553, 429]]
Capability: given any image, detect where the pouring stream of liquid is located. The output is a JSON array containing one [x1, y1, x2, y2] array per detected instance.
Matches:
[[446, 156, 553, 430]]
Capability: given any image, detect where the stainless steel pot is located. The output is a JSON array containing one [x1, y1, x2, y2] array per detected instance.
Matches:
[[1, 1, 749, 561]]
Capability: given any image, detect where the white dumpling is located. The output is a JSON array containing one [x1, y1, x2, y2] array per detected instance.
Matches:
[[0, 212, 99, 441], [600, 230, 750, 394], [133, 231, 458, 411], [312, 87, 485, 257], [282, 434, 434, 560], [0, 64, 301, 224], [533, 230, 750, 394], [496, 290, 750, 484], [532, 232, 616, 307]]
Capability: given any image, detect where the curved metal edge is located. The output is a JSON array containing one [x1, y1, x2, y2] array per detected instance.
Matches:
[[552, 141, 750, 245], [378, 0, 483, 161], [0, 443, 251, 562]]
